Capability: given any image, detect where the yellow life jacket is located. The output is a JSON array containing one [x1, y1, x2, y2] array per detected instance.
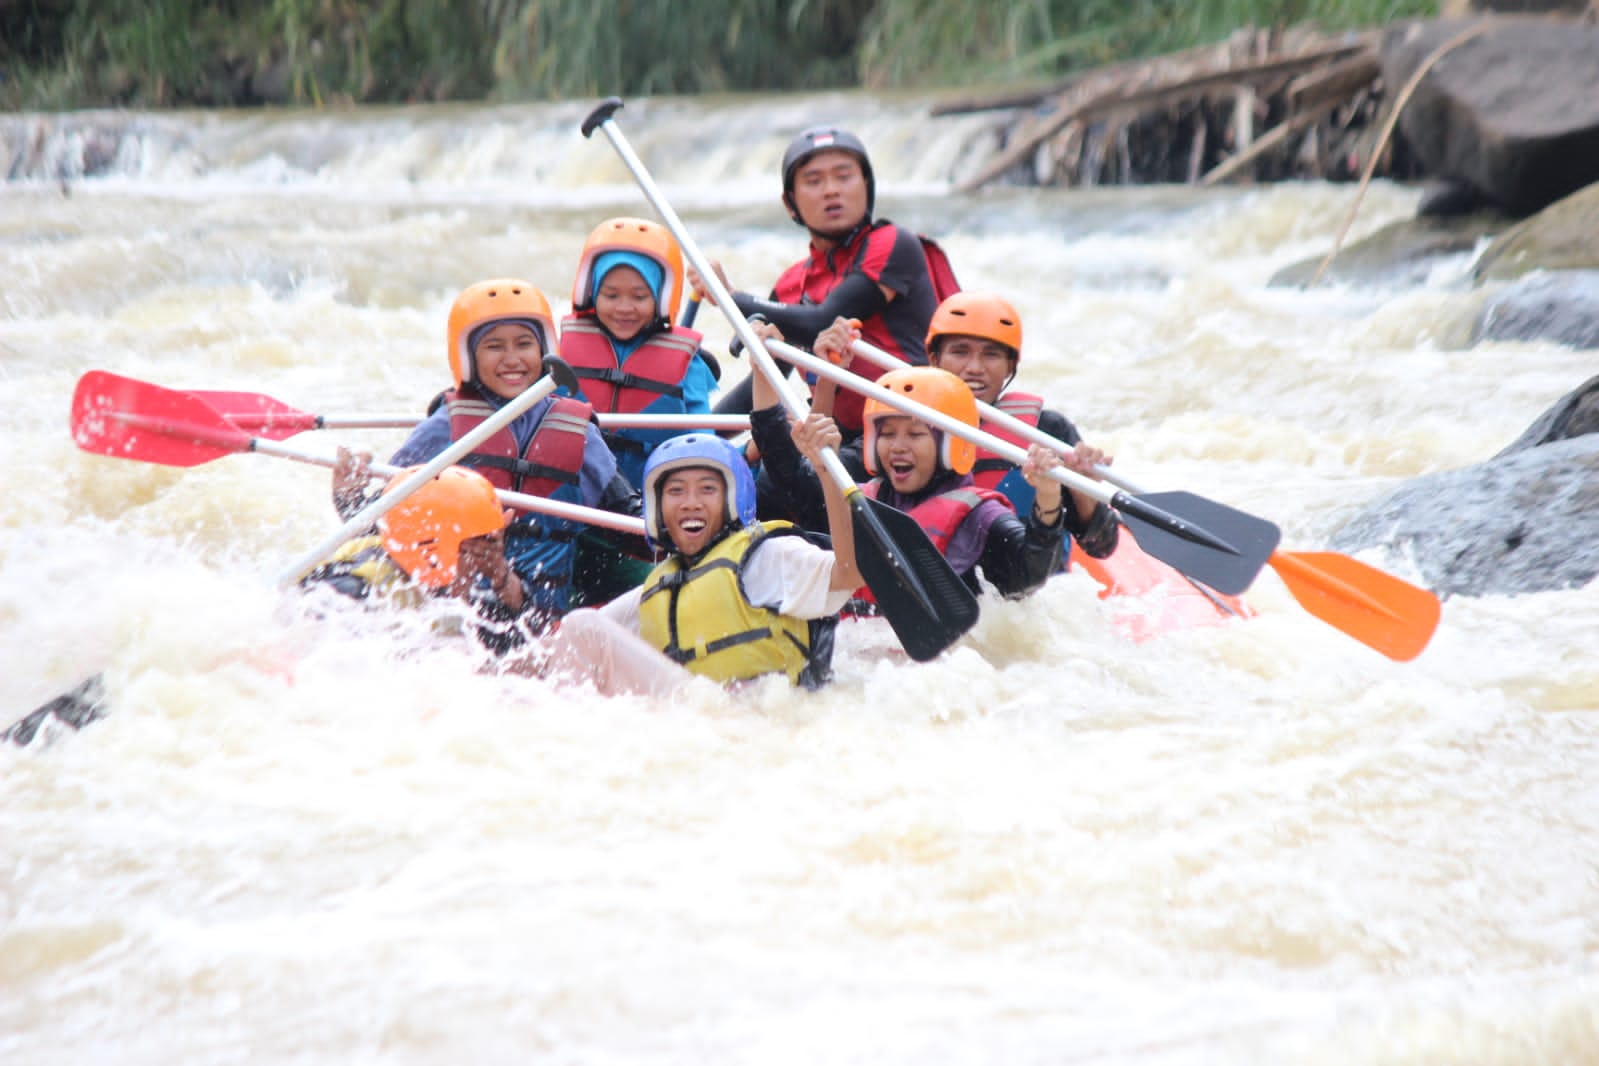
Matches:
[[637, 523, 822, 686], [300, 535, 426, 607], [300, 536, 476, 638]]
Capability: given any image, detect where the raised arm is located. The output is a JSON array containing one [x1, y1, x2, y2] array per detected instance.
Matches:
[[791, 413, 861, 592]]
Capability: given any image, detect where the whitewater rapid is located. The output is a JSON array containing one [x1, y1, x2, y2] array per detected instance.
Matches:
[[2, 96, 1596, 1065]]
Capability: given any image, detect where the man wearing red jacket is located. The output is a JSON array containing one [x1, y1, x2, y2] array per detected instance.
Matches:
[[694, 125, 949, 463]]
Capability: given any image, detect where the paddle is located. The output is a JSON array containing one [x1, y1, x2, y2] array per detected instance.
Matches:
[[764, 338, 1279, 597], [188, 390, 750, 439], [843, 336, 1441, 659], [581, 96, 979, 662], [3, 676, 107, 747], [71, 371, 647, 536]]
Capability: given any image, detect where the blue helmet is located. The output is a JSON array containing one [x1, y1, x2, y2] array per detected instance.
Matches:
[[641, 434, 758, 551]]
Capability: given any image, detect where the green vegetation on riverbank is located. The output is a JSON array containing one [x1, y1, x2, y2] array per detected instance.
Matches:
[[1, 0, 1436, 110]]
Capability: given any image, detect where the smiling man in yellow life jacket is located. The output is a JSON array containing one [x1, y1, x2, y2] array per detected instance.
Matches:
[[531, 432, 864, 697]]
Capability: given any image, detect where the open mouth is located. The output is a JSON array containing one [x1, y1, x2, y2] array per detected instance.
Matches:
[[678, 518, 707, 534]]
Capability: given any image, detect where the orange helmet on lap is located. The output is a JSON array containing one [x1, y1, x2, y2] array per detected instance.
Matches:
[[446, 279, 556, 388], [379, 466, 506, 589], [925, 292, 1023, 361], [862, 366, 980, 477], [571, 217, 686, 321]]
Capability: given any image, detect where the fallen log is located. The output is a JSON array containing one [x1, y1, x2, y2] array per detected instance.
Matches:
[[955, 32, 1378, 193], [1201, 97, 1342, 185]]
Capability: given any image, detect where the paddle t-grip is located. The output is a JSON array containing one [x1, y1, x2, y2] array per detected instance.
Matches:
[[581, 97, 625, 138], [541, 354, 579, 395]]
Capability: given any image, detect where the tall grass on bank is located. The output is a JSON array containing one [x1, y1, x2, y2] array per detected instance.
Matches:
[[858, 0, 1437, 87], [0, 0, 1438, 110], [492, 0, 867, 97]]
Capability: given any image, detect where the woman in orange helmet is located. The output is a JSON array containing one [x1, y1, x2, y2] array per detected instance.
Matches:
[[746, 330, 1069, 603], [332, 278, 648, 628]]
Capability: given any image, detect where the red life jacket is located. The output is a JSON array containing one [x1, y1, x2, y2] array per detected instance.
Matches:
[[558, 316, 702, 414], [972, 391, 1044, 491], [850, 481, 1012, 607], [773, 220, 945, 433], [445, 388, 592, 495]]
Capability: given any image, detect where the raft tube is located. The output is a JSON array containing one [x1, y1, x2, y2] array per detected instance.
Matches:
[[1070, 529, 1254, 641]]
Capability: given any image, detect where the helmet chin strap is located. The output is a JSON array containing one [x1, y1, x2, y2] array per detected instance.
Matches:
[[802, 216, 871, 247]]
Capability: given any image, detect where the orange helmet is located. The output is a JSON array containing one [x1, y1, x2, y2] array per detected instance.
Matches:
[[925, 292, 1023, 362], [862, 367, 979, 477], [378, 466, 507, 589], [446, 279, 556, 388], [571, 217, 685, 322]]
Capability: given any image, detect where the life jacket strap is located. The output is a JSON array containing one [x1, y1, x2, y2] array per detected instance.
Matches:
[[572, 365, 684, 400], [663, 626, 775, 666], [468, 454, 581, 486]]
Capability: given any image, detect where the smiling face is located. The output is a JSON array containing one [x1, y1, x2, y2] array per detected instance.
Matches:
[[594, 264, 657, 342], [931, 335, 1017, 405], [788, 149, 869, 240], [659, 467, 729, 556], [871, 415, 939, 495], [473, 322, 543, 398]]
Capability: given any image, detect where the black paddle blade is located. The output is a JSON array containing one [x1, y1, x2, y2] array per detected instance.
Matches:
[[1113, 490, 1281, 596], [4, 675, 108, 747], [850, 494, 980, 662]]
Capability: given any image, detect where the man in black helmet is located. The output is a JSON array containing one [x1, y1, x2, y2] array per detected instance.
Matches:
[[693, 125, 948, 452]]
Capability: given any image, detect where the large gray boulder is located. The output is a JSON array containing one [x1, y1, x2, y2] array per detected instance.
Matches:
[[1473, 271, 1599, 348], [1494, 374, 1599, 454], [1473, 180, 1599, 281], [1380, 17, 1599, 216], [1269, 213, 1506, 288], [1332, 375, 1599, 596]]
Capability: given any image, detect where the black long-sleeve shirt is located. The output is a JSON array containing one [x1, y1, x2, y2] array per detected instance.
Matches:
[[1032, 408, 1119, 560], [749, 405, 1063, 599]]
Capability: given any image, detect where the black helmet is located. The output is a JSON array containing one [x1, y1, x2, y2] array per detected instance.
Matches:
[[780, 125, 875, 224]]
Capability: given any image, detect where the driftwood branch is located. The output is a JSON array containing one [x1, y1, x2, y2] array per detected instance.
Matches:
[[1200, 97, 1340, 185], [954, 31, 1379, 193]]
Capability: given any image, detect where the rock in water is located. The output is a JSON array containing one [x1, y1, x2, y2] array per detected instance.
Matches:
[[1333, 377, 1599, 596], [1380, 18, 1599, 216]]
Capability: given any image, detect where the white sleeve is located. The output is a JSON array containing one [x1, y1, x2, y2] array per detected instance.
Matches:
[[741, 534, 853, 619], [596, 585, 644, 635]]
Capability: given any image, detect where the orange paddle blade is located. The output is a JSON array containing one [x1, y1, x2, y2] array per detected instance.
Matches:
[[1268, 551, 1441, 662]]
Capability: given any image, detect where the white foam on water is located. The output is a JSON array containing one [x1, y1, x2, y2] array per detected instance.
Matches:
[[3, 96, 1596, 1066]]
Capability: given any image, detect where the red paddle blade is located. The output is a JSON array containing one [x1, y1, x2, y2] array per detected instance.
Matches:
[[189, 390, 319, 440], [1268, 551, 1441, 662], [72, 371, 252, 467]]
